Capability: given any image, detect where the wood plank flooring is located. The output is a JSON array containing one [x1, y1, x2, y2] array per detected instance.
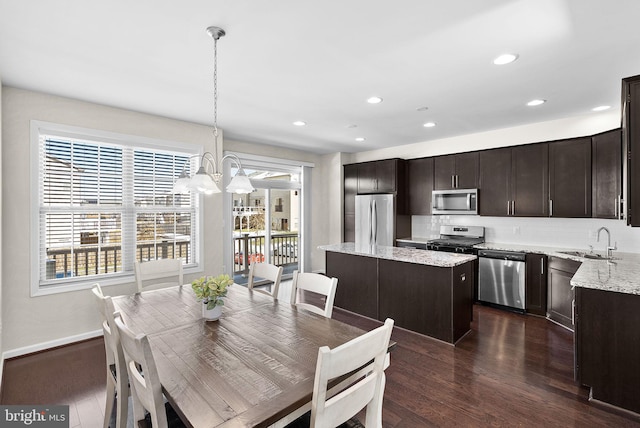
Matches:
[[2, 287, 640, 427]]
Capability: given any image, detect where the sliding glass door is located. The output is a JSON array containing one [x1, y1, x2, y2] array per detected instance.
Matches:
[[224, 157, 303, 285]]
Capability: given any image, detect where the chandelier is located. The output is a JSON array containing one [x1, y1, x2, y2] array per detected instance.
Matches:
[[172, 26, 254, 195]]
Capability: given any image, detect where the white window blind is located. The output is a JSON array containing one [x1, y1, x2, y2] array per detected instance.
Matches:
[[37, 133, 198, 287]]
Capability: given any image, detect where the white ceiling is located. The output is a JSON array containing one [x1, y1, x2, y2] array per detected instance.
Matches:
[[1, 0, 640, 154]]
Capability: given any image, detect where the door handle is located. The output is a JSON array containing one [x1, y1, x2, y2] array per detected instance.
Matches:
[[549, 199, 553, 217], [541, 257, 544, 275], [372, 200, 378, 245], [467, 194, 471, 210], [456, 175, 459, 188], [507, 201, 511, 215], [451, 175, 455, 188]]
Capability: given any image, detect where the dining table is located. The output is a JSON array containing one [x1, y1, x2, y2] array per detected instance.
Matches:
[[112, 284, 387, 428]]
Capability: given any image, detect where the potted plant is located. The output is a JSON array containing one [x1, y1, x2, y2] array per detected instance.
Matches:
[[192, 274, 233, 321]]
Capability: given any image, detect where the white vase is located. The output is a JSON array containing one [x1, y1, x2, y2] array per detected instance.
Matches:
[[202, 302, 223, 321]]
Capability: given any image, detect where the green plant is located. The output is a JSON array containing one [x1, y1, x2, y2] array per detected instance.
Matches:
[[191, 274, 233, 309]]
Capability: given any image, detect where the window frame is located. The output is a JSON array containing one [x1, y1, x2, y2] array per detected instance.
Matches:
[[30, 120, 204, 296]]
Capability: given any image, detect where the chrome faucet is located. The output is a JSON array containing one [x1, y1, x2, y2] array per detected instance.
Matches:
[[596, 227, 617, 259]]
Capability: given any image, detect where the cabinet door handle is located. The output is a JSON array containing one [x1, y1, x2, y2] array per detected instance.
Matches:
[[572, 299, 575, 325], [507, 201, 511, 215], [511, 200, 515, 216], [456, 175, 459, 188], [451, 175, 455, 188], [541, 257, 544, 275], [549, 199, 553, 217], [614, 196, 618, 218]]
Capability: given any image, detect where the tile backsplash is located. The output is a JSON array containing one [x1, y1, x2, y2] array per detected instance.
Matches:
[[411, 215, 640, 254]]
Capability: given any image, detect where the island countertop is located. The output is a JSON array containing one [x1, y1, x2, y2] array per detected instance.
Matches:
[[319, 242, 476, 268]]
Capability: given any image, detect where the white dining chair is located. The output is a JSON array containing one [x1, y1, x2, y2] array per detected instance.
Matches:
[[247, 262, 283, 300], [91, 284, 129, 428], [311, 318, 394, 428], [114, 314, 184, 428], [134, 258, 183, 293], [290, 270, 338, 318]]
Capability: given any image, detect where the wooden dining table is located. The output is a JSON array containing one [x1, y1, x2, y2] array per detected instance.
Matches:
[[112, 284, 382, 427]]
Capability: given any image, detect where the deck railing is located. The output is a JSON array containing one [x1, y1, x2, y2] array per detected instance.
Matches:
[[45, 233, 298, 280]]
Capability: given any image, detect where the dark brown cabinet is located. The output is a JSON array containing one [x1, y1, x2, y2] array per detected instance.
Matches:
[[343, 164, 358, 242], [356, 158, 404, 195], [546, 257, 581, 331], [511, 143, 549, 217], [623, 75, 640, 226], [327, 251, 378, 319], [434, 152, 478, 190], [408, 157, 434, 215], [343, 159, 409, 244], [575, 287, 640, 414], [592, 129, 622, 219], [479, 144, 549, 217], [479, 147, 512, 216], [525, 253, 547, 316], [549, 137, 592, 218]]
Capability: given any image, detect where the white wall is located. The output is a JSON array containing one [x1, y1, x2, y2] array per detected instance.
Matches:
[[413, 215, 639, 254], [345, 111, 620, 162], [1, 87, 219, 354]]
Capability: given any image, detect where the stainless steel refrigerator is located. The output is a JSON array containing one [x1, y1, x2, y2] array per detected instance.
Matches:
[[355, 194, 395, 252]]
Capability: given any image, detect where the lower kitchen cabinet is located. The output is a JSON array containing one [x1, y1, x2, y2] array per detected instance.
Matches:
[[327, 251, 378, 319], [546, 256, 581, 330], [325, 249, 474, 344], [378, 259, 473, 343], [575, 287, 640, 414], [525, 253, 547, 316]]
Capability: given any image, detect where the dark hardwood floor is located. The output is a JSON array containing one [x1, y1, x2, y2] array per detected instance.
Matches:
[[2, 295, 640, 427]]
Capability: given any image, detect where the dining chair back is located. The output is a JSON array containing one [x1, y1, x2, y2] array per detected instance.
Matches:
[[290, 270, 338, 318], [134, 258, 183, 293], [114, 314, 170, 428], [310, 318, 394, 428], [91, 284, 129, 428], [247, 262, 283, 300]]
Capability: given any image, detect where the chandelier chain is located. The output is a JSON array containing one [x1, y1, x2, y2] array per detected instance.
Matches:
[[213, 36, 219, 139]]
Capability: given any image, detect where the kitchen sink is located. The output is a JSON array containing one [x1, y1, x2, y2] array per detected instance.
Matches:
[[557, 250, 612, 260]]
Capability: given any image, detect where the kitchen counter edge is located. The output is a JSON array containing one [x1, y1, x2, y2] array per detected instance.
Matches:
[[319, 243, 475, 268]]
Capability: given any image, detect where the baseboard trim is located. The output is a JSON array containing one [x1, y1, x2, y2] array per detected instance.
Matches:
[[2, 329, 103, 360]]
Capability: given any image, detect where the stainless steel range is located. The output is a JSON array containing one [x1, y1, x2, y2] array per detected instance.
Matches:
[[426, 225, 485, 254]]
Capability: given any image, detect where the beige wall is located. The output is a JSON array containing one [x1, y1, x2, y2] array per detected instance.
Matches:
[[345, 110, 620, 163], [1, 87, 222, 354]]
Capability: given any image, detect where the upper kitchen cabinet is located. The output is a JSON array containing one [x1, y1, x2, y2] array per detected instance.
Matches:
[[356, 158, 405, 194], [343, 163, 358, 242], [408, 157, 434, 215], [479, 143, 549, 217], [623, 75, 640, 226], [479, 147, 512, 216], [434, 152, 478, 190], [549, 137, 592, 218], [511, 143, 549, 217], [592, 128, 622, 219]]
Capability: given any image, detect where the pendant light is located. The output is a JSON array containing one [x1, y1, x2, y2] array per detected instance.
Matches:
[[172, 26, 254, 195]]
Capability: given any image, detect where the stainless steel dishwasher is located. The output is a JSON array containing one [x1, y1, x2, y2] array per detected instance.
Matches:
[[477, 249, 526, 311]]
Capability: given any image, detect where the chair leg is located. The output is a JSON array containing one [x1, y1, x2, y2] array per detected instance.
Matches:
[[104, 375, 116, 428], [114, 377, 129, 428]]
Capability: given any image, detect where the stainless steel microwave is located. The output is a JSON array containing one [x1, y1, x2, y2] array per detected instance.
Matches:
[[432, 189, 478, 215]]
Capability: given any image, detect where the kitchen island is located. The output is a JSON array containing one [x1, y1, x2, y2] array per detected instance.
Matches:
[[320, 243, 475, 345]]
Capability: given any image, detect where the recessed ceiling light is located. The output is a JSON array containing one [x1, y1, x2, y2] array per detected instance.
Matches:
[[367, 96, 383, 104], [346, 124, 358, 129], [493, 54, 519, 65], [292, 121, 306, 126], [527, 99, 546, 106], [355, 137, 366, 142], [423, 122, 436, 128], [592, 105, 611, 112], [416, 106, 429, 112]]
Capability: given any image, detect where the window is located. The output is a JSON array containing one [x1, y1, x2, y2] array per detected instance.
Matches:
[[32, 121, 200, 295]]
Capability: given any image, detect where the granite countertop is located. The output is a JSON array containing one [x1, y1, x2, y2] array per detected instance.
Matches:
[[477, 242, 640, 296], [319, 242, 475, 268]]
